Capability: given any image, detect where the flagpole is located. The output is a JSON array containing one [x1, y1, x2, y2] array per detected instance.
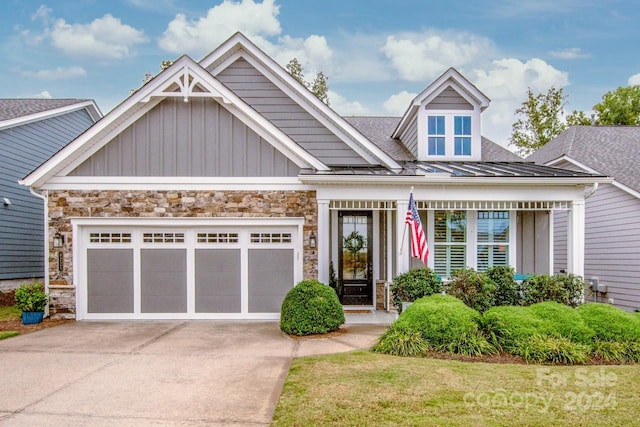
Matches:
[[399, 186, 414, 253]]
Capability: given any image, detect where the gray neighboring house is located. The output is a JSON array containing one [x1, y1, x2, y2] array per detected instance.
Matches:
[[0, 99, 101, 284], [528, 126, 640, 311]]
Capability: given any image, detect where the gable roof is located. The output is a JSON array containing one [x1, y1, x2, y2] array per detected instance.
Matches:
[[527, 126, 640, 193], [200, 32, 401, 171], [392, 67, 490, 139], [21, 55, 331, 188], [0, 99, 101, 131]]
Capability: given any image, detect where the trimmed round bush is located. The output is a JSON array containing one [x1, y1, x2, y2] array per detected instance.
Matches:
[[446, 268, 496, 313], [578, 303, 640, 342], [393, 294, 495, 356], [280, 280, 345, 336], [481, 306, 545, 353], [528, 302, 595, 345], [391, 267, 443, 313], [485, 266, 520, 306]]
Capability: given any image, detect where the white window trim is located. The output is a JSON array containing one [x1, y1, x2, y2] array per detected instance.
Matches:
[[418, 109, 482, 161]]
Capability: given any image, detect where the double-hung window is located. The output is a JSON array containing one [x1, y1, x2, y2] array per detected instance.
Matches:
[[454, 116, 471, 156], [476, 211, 509, 271], [427, 116, 445, 155], [433, 210, 467, 278]]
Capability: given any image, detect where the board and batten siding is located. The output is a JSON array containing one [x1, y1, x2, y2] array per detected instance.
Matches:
[[425, 86, 474, 110], [582, 183, 640, 311], [70, 98, 299, 177], [0, 109, 95, 279], [516, 211, 550, 274], [214, 58, 368, 166]]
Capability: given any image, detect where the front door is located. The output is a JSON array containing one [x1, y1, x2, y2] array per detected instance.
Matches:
[[338, 211, 373, 305]]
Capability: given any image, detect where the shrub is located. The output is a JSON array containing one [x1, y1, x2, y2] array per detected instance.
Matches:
[[14, 283, 48, 312], [591, 340, 628, 363], [528, 302, 595, 345], [578, 303, 640, 342], [519, 335, 590, 365], [372, 324, 429, 357], [485, 266, 520, 306], [481, 306, 545, 353], [390, 268, 443, 313], [280, 280, 345, 336], [445, 268, 496, 313], [394, 294, 496, 356], [521, 274, 584, 307]]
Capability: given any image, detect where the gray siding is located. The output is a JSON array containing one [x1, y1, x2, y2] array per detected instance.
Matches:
[[583, 184, 640, 311], [517, 211, 550, 274], [402, 118, 418, 157], [215, 58, 368, 165], [425, 86, 473, 110], [553, 210, 568, 274], [71, 98, 299, 177], [0, 109, 95, 279]]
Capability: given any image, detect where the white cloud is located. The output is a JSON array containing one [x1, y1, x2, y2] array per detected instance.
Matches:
[[381, 31, 494, 81], [31, 5, 52, 23], [159, 0, 281, 55], [628, 73, 640, 86], [32, 91, 52, 99], [21, 66, 86, 80], [550, 47, 590, 59], [327, 90, 369, 116], [471, 58, 569, 145], [270, 34, 332, 76], [383, 91, 416, 116], [49, 14, 147, 60]]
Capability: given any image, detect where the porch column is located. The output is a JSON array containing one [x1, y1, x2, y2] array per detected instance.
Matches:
[[317, 199, 330, 284], [567, 200, 585, 277], [396, 200, 410, 275]]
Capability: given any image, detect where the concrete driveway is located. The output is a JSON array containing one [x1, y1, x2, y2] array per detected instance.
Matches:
[[0, 320, 386, 426]]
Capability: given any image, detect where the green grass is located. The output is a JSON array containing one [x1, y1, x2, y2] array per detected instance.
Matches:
[[0, 331, 19, 340], [0, 305, 21, 321], [273, 351, 640, 426]]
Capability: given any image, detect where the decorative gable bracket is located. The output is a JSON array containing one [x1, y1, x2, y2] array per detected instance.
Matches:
[[140, 64, 232, 105]]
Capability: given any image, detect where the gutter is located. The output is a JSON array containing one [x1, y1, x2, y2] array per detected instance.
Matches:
[[585, 182, 599, 199], [29, 187, 49, 317]]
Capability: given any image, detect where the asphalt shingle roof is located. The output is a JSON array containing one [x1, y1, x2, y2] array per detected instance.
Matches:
[[0, 99, 88, 122], [527, 126, 640, 192], [344, 115, 523, 162]]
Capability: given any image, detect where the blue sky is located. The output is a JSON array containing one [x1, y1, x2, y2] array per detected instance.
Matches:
[[1, 0, 638, 145]]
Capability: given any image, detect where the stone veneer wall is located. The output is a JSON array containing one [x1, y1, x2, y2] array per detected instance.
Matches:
[[47, 190, 317, 318]]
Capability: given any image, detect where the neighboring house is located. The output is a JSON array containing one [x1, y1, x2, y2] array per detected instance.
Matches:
[[528, 126, 640, 311], [0, 99, 101, 285], [20, 33, 608, 320]]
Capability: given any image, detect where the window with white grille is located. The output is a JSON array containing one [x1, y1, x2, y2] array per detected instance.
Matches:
[[142, 232, 185, 243], [89, 232, 132, 243], [197, 232, 239, 243], [250, 232, 292, 243]]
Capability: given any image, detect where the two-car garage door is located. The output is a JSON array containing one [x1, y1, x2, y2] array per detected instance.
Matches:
[[75, 220, 302, 320]]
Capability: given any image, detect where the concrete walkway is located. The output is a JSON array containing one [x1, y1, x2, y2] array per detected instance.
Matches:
[[0, 319, 389, 426]]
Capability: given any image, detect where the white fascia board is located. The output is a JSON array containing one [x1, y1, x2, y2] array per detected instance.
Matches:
[[71, 216, 305, 227], [0, 100, 102, 131], [205, 40, 401, 171], [41, 176, 313, 191], [546, 156, 640, 200], [299, 174, 613, 186]]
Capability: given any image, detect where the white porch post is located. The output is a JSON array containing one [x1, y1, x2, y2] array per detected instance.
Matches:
[[396, 200, 409, 275], [548, 210, 554, 275], [567, 200, 585, 277], [317, 199, 330, 284]]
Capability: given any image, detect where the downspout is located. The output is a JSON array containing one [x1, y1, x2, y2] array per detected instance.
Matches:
[[585, 182, 599, 200], [29, 187, 49, 316]]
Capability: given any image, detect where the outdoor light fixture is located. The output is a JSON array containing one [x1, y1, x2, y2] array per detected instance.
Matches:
[[309, 231, 317, 249], [53, 232, 64, 248]]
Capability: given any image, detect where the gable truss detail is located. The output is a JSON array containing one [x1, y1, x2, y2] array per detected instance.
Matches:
[[141, 65, 231, 105]]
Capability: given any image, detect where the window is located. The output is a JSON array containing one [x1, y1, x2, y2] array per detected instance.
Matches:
[[477, 211, 509, 271], [454, 116, 471, 156], [427, 115, 445, 155], [250, 232, 292, 243], [197, 232, 239, 243], [89, 232, 132, 243], [433, 210, 466, 278], [142, 232, 185, 243]]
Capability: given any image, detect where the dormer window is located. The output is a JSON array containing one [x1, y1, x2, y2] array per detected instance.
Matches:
[[427, 116, 445, 155], [426, 114, 474, 157]]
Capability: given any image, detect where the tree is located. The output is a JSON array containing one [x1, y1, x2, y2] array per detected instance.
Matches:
[[509, 87, 568, 156], [566, 110, 592, 126], [285, 58, 330, 105], [592, 85, 640, 125]]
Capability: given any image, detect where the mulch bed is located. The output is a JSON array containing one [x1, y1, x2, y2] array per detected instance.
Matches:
[[0, 290, 15, 307]]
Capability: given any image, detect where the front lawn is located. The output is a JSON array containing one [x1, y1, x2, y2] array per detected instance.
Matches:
[[273, 351, 639, 426]]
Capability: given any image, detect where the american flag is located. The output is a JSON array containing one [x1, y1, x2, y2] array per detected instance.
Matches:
[[405, 193, 429, 264]]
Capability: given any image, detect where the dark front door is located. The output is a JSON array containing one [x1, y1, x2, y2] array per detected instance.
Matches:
[[338, 211, 373, 305]]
